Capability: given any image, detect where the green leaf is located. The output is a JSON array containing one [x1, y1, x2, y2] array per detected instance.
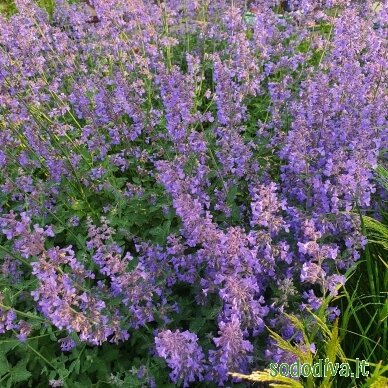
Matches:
[[68, 359, 81, 375], [53, 225, 65, 234], [149, 221, 171, 244], [10, 359, 32, 383], [0, 354, 10, 377], [189, 317, 205, 333]]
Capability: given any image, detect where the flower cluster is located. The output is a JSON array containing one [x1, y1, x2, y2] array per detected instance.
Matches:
[[155, 329, 206, 387], [0, 0, 386, 386]]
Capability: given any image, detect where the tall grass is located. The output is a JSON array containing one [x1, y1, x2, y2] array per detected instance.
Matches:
[[339, 166, 387, 376]]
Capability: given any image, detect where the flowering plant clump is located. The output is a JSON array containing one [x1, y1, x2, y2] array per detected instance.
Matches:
[[0, 0, 386, 386]]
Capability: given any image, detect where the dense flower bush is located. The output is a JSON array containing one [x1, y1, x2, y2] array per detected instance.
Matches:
[[0, 0, 386, 386]]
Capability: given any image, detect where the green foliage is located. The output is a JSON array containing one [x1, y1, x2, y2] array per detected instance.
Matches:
[[37, 0, 55, 17], [0, 0, 56, 17], [0, 0, 16, 16]]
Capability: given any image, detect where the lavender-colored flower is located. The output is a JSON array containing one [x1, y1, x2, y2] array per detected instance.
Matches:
[[69, 216, 80, 227], [16, 320, 32, 342], [328, 306, 341, 322], [58, 337, 77, 352], [301, 289, 323, 311], [155, 329, 205, 387], [325, 274, 346, 297], [300, 262, 326, 285], [49, 380, 64, 387], [1, 255, 22, 282], [265, 342, 299, 365], [208, 316, 253, 384], [0, 308, 17, 334]]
